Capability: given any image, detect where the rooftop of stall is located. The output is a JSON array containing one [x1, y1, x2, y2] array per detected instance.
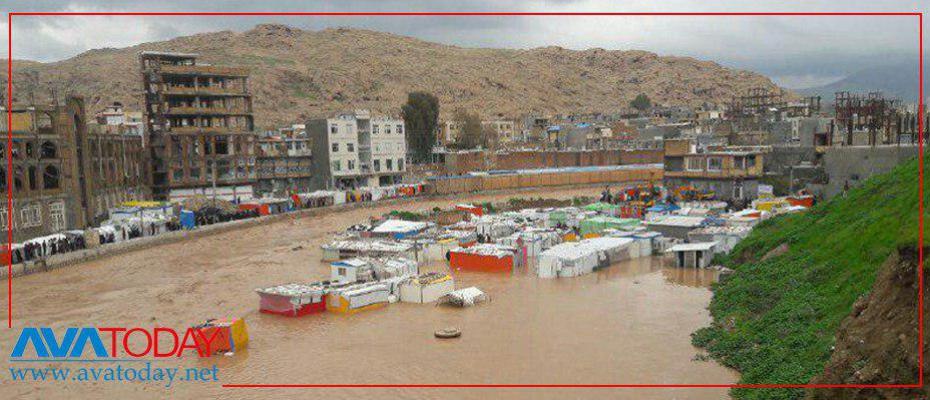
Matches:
[[370, 219, 432, 240]]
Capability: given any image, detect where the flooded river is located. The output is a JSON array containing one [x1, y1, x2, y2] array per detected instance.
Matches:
[[0, 186, 737, 399]]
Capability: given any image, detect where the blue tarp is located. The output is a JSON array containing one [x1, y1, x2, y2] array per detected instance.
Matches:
[[646, 203, 681, 213], [180, 210, 196, 229]]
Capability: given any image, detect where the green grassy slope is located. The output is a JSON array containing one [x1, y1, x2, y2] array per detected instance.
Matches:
[[692, 156, 927, 400]]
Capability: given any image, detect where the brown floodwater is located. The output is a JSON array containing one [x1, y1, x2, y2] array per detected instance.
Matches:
[[0, 186, 737, 400]]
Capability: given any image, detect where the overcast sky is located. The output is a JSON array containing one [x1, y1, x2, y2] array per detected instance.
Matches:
[[1, 0, 927, 88]]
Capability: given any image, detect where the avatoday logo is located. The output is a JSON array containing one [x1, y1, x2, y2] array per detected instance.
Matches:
[[10, 327, 222, 360]]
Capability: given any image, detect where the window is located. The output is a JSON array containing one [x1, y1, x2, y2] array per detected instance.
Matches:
[[27, 166, 37, 191], [398, 158, 404, 171], [42, 165, 60, 190], [49, 201, 66, 232], [0, 208, 8, 230], [373, 159, 380, 172], [332, 160, 341, 172], [13, 166, 23, 191], [20, 204, 41, 228], [372, 125, 379, 134], [685, 157, 703, 171], [396, 125, 403, 134], [746, 155, 757, 168], [37, 113, 52, 129], [332, 143, 339, 152], [215, 136, 229, 155], [330, 125, 338, 134], [386, 159, 393, 171], [348, 160, 355, 170], [707, 157, 723, 172], [40, 141, 57, 159], [337, 267, 347, 277], [385, 125, 392, 134], [347, 143, 354, 152]]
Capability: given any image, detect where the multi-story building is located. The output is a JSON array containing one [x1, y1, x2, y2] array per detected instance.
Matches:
[[255, 124, 313, 197], [481, 119, 518, 144], [307, 110, 406, 190], [139, 51, 257, 201], [1, 97, 150, 244], [84, 122, 150, 224], [663, 139, 768, 202], [94, 102, 145, 137]]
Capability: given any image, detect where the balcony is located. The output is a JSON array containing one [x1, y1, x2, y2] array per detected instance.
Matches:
[[286, 149, 312, 157], [163, 86, 248, 96], [159, 64, 249, 77], [165, 106, 251, 115], [168, 126, 241, 134]]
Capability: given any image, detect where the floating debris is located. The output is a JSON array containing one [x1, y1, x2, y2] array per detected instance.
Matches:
[[434, 327, 462, 339], [439, 287, 488, 307]]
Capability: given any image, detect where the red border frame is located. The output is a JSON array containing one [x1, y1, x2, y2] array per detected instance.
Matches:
[[4, 10, 924, 391]]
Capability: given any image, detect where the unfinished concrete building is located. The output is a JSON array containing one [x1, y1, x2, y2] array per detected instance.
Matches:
[[728, 87, 821, 132], [140, 51, 257, 201], [833, 91, 909, 146]]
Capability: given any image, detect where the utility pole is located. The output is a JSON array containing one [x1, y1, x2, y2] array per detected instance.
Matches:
[[211, 158, 218, 224]]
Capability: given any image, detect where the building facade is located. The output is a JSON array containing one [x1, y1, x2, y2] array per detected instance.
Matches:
[[255, 124, 313, 197], [481, 119, 518, 145], [1, 97, 150, 244], [94, 102, 145, 137], [84, 122, 150, 224], [663, 139, 768, 202], [307, 110, 406, 190], [140, 51, 257, 201]]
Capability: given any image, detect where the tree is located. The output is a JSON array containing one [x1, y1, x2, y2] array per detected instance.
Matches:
[[401, 92, 440, 164], [451, 109, 485, 150], [630, 93, 652, 112]]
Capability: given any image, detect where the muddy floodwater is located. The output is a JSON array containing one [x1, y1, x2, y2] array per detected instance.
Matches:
[[0, 186, 737, 399]]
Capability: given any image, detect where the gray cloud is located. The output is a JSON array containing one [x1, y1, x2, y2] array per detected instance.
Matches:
[[2, 0, 927, 88]]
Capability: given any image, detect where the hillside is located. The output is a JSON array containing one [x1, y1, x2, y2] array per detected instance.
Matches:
[[796, 62, 926, 105], [692, 156, 927, 400], [2, 24, 783, 129]]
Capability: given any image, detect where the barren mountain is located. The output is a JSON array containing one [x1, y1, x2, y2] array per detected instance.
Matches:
[[4, 24, 783, 129]]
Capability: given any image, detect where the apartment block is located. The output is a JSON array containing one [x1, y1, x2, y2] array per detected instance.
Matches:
[[255, 124, 313, 197], [307, 110, 406, 190]]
